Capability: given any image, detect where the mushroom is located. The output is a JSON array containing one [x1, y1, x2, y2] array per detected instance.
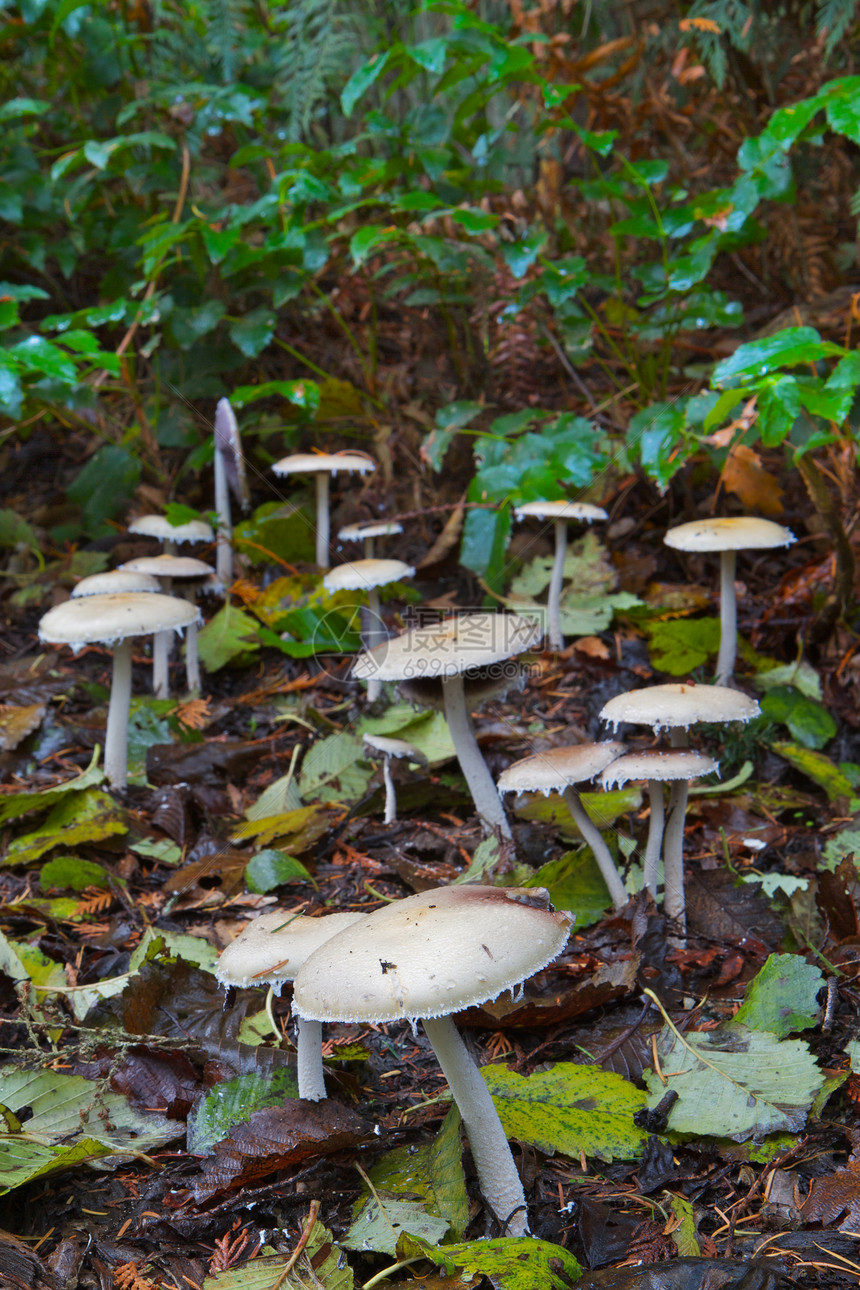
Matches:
[[213, 397, 250, 586], [38, 592, 200, 790], [323, 558, 415, 702], [338, 520, 403, 559], [71, 570, 160, 597], [127, 514, 213, 555], [353, 613, 541, 838], [663, 517, 795, 686], [599, 749, 719, 903], [600, 683, 758, 934], [215, 909, 366, 1101], [362, 733, 427, 823], [293, 884, 573, 1236], [497, 742, 628, 909], [513, 501, 608, 651], [119, 554, 217, 696], [271, 452, 376, 569]]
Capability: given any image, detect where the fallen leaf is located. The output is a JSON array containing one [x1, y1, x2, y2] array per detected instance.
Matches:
[[0, 703, 46, 752], [721, 443, 783, 515]]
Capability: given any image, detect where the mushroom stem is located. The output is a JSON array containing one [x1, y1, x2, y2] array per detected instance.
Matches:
[[641, 780, 665, 898], [663, 780, 689, 941], [562, 788, 627, 909], [295, 1016, 327, 1101], [715, 549, 738, 687], [179, 588, 201, 693], [422, 1015, 528, 1237], [214, 446, 233, 585], [363, 535, 375, 559], [366, 587, 382, 703], [546, 518, 568, 651], [153, 631, 170, 699], [382, 755, 397, 824], [442, 675, 512, 839], [315, 473, 331, 569], [105, 638, 133, 790]]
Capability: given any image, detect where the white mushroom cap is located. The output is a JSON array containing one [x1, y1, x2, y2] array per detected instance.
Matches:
[[272, 452, 376, 478], [664, 517, 795, 553], [362, 733, 427, 763], [215, 911, 367, 988], [119, 554, 215, 580], [71, 570, 160, 597], [599, 749, 719, 789], [339, 521, 403, 541], [514, 500, 608, 523], [353, 613, 541, 683], [322, 558, 414, 593], [601, 683, 759, 732], [497, 741, 626, 797], [293, 885, 573, 1024], [39, 592, 200, 648], [128, 515, 214, 544]]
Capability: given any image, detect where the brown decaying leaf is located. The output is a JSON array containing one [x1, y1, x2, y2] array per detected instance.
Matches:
[[192, 1099, 371, 1202], [0, 702, 46, 751], [802, 1157, 860, 1230], [720, 443, 784, 516], [417, 496, 466, 569], [175, 697, 211, 730]]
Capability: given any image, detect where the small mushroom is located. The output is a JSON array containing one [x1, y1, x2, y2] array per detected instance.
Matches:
[[71, 570, 160, 597], [213, 397, 250, 586], [216, 910, 366, 1100], [353, 614, 541, 838], [513, 500, 607, 651], [362, 733, 427, 823], [664, 517, 795, 686], [127, 514, 213, 554], [271, 452, 376, 569], [293, 884, 573, 1236], [38, 593, 199, 790], [324, 558, 415, 702], [599, 749, 719, 905], [338, 520, 403, 559], [119, 554, 217, 696], [497, 742, 628, 909]]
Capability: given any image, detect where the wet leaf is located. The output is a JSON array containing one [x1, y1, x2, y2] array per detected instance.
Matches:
[[516, 786, 641, 833], [343, 1196, 450, 1255], [202, 1220, 352, 1290], [644, 1024, 825, 1140], [232, 803, 336, 851], [760, 687, 836, 749], [246, 772, 303, 819], [0, 1135, 115, 1196], [733, 953, 823, 1037], [414, 1234, 581, 1290], [245, 848, 316, 893], [483, 1062, 647, 1162], [193, 1099, 370, 1200], [3, 788, 127, 866], [0, 750, 103, 822], [367, 1108, 468, 1240], [197, 604, 262, 671], [525, 850, 615, 929], [770, 741, 855, 799], [645, 618, 722, 675], [39, 855, 111, 891], [298, 732, 372, 804], [0, 703, 45, 752], [188, 1068, 300, 1154]]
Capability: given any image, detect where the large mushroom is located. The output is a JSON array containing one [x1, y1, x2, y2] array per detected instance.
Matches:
[[216, 909, 366, 1100], [600, 683, 758, 934], [497, 742, 628, 909], [323, 558, 415, 702], [71, 570, 160, 598], [663, 517, 795, 686], [38, 593, 199, 790], [293, 884, 573, 1236], [513, 500, 608, 651], [271, 452, 376, 569], [353, 613, 541, 838]]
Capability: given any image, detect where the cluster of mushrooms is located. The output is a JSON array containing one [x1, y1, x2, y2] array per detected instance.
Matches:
[[36, 415, 799, 1235]]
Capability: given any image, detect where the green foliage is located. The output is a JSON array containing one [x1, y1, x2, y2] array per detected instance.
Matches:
[[244, 848, 315, 893], [734, 953, 823, 1038], [645, 617, 723, 675], [414, 1235, 581, 1290], [187, 1069, 300, 1154]]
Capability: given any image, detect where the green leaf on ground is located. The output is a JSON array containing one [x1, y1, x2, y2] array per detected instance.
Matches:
[[197, 604, 261, 671], [770, 742, 855, 799], [515, 786, 641, 834], [754, 660, 822, 699], [245, 848, 315, 893], [298, 732, 371, 804], [246, 772, 303, 819], [343, 1196, 450, 1255], [483, 1062, 647, 1162], [188, 1069, 300, 1154], [367, 1107, 468, 1239], [0, 1136, 115, 1196], [822, 828, 860, 870], [39, 856, 111, 891], [644, 1024, 825, 1140], [232, 803, 336, 851], [414, 1235, 581, 1290], [359, 705, 456, 765], [525, 850, 614, 929], [0, 751, 103, 822], [733, 953, 823, 1037], [670, 1195, 701, 1256], [203, 1221, 352, 1290], [760, 687, 836, 749], [3, 788, 127, 866], [646, 617, 722, 675]]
